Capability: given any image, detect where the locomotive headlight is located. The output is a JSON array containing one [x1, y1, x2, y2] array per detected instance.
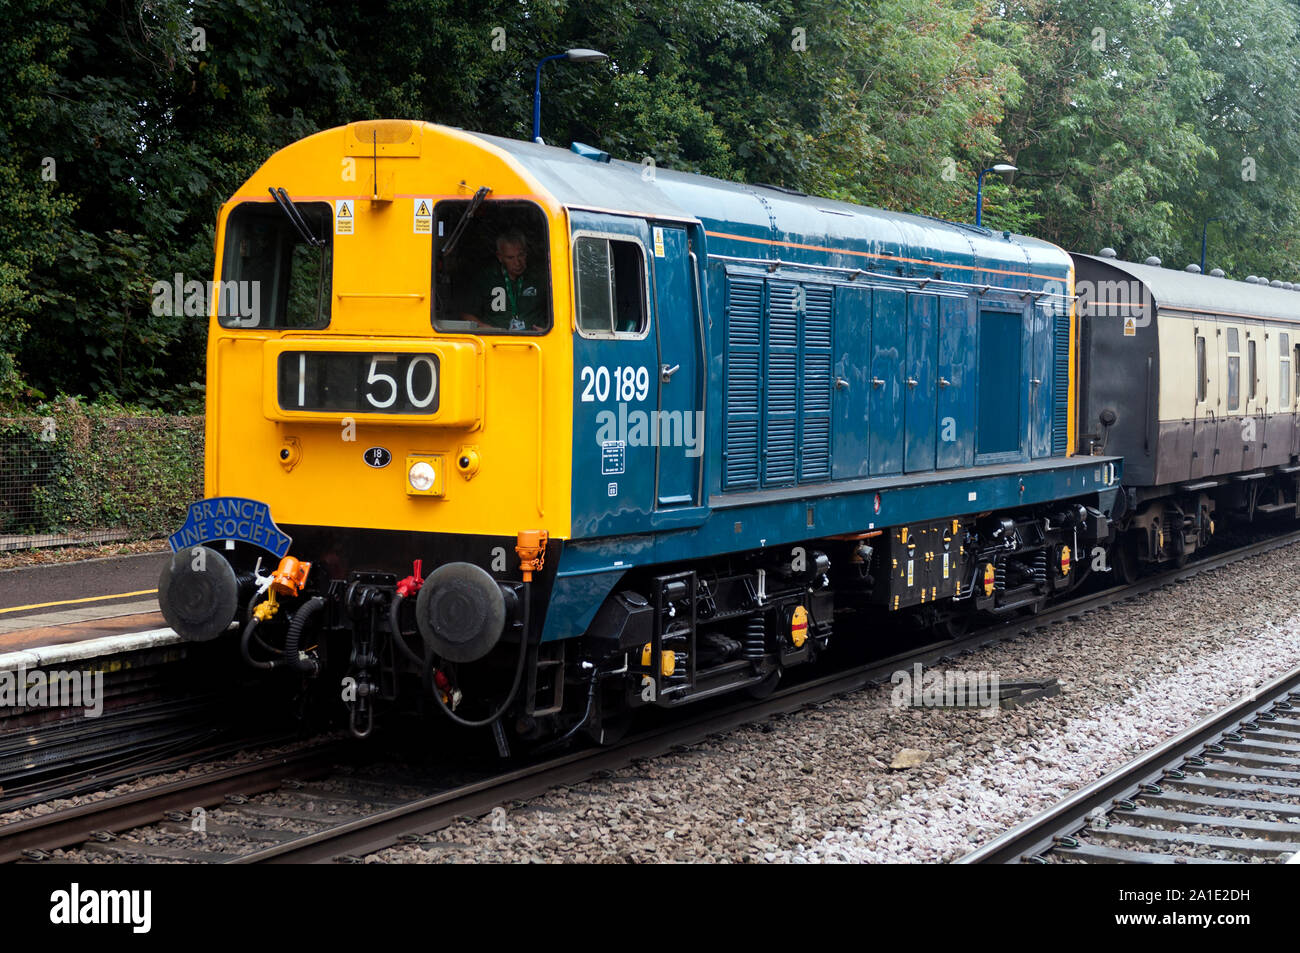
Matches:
[[409, 461, 436, 491], [405, 455, 445, 497]]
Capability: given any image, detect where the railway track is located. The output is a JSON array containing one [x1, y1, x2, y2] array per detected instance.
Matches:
[[6, 527, 1300, 864], [959, 662, 1300, 865]]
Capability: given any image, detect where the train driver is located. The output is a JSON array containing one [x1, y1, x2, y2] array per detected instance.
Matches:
[[460, 229, 547, 331]]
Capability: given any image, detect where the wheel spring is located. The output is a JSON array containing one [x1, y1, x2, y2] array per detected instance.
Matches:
[[1030, 551, 1048, 583]]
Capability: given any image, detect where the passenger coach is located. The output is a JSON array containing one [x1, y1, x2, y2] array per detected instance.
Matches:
[[1076, 252, 1300, 577]]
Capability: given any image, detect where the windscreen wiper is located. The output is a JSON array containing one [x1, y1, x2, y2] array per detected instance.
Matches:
[[268, 187, 325, 248], [441, 186, 491, 258]]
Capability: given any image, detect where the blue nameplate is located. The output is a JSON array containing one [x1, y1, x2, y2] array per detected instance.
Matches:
[[169, 497, 292, 558]]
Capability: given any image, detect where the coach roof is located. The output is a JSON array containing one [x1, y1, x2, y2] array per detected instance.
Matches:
[[1074, 253, 1300, 323]]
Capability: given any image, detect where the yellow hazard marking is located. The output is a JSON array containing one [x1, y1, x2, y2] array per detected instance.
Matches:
[[0, 588, 159, 615], [335, 198, 354, 234], [413, 197, 432, 234]]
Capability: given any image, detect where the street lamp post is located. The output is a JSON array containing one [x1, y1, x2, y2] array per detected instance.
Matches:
[[976, 164, 1018, 228], [1200, 218, 1221, 274], [532, 48, 609, 144]]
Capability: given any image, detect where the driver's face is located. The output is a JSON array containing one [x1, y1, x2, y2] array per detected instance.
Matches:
[[497, 241, 527, 278]]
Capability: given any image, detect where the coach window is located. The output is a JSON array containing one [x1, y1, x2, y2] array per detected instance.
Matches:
[[573, 235, 649, 337], [1226, 328, 1240, 410], [1196, 335, 1207, 402], [1281, 333, 1291, 406], [220, 201, 333, 329], [1248, 338, 1258, 401], [431, 200, 551, 334]]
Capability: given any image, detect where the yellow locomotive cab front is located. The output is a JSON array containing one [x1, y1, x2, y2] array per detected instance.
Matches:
[[206, 119, 573, 542]]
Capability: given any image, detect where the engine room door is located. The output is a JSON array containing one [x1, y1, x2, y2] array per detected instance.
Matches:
[[904, 293, 938, 472], [935, 295, 974, 469], [651, 224, 702, 507], [868, 288, 906, 476]]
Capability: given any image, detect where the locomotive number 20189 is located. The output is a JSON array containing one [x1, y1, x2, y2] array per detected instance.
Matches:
[[580, 365, 650, 403], [277, 352, 441, 415]]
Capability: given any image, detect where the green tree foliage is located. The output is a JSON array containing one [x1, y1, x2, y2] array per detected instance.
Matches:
[[997, 0, 1213, 256], [5, 0, 1300, 409], [1166, 0, 1300, 279]]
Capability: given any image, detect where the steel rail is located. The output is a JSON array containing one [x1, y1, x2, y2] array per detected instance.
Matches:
[[958, 664, 1300, 864], [9, 527, 1300, 864]]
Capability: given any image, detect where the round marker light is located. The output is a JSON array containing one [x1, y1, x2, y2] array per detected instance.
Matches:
[[408, 461, 437, 492]]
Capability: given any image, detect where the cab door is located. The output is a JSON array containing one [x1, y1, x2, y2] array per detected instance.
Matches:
[[651, 224, 703, 507]]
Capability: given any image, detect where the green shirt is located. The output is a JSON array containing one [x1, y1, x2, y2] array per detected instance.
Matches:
[[468, 264, 547, 330]]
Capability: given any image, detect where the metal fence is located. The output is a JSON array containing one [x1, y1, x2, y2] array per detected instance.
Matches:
[[0, 413, 204, 551]]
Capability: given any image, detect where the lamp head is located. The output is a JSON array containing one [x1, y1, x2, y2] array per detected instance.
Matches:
[[565, 48, 608, 62]]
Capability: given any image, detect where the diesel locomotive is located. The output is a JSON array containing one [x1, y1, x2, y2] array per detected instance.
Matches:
[[161, 119, 1140, 743]]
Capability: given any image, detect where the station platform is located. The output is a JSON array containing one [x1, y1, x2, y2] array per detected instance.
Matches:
[[0, 551, 179, 665]]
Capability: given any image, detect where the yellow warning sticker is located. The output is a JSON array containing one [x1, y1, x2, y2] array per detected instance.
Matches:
[[653, 226, 665, 258], [1123, 316, 1136, 337], [335, 199, 354, 236], [413, 198, 432, 235]]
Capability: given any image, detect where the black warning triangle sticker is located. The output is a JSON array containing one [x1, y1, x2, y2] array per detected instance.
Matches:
[[338, 202, 352, 217], [416, 200, 429, 215]]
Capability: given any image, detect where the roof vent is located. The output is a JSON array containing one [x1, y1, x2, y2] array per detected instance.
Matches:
[[1210, 268, 1226, 278], [1098, 247, 1118, 258], [1270, 280, 1284, 288], [1144, 256, 1162, 267], [1185, 263, 1201, 273], [570, 141, 611, 163]]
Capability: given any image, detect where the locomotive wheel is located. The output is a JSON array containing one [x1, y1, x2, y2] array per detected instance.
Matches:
[[939, 612, 970, 639], [745, 666, 782, 699], [1112, 535, 1139, 585]]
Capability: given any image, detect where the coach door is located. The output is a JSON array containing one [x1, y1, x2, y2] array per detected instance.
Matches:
[[1191, 321, 1217, 480], [651, 224, 703, 507]]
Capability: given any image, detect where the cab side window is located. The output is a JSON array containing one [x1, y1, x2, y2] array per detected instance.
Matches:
[[573, 236, 648, 337]]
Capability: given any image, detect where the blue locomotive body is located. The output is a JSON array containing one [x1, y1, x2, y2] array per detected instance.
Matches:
[[474, 138, 1122, 658]]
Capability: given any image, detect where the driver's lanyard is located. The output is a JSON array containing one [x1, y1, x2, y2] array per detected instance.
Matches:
[[500, 265, 520, 318]]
